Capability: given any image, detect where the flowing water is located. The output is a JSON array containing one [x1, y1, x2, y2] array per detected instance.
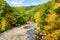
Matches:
[[0, 22, 37, 40]]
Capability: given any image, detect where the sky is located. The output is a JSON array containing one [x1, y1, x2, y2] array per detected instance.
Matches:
[[6, 0, 49, 7]]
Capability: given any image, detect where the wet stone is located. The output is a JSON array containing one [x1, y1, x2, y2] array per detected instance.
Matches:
[[0, 22, 37, 40]]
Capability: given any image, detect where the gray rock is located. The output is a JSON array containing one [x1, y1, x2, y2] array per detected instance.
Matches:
[[0, 22, 37, 40]]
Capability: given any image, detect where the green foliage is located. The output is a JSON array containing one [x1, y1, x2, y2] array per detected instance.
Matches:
[[0, 0, 60, 40], [55, 7, 60, 14], [1, 17, 7, 31], [0, 0, 34, 33], [35, 0, 60, 40], [0, 0, 16, 32]]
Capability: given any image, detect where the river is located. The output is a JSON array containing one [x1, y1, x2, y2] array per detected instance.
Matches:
[[0, 22, 38, 40]]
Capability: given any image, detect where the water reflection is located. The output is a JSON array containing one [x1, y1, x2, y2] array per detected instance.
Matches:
[[27, 30, 36, 40]]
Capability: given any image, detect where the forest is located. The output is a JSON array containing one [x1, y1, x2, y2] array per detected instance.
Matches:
[[0, 0, 60, 40]]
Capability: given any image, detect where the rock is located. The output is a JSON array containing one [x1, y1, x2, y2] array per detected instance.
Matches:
[[0, 22, 37, 40]]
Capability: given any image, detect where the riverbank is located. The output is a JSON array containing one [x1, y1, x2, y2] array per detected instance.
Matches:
[[0, 22, 37, 40]]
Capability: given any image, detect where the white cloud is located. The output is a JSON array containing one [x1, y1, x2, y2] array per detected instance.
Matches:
[[6, 0, 49, 6], [6, 0, 24, 6], [11, 0, 23, 5], [6, 0, 9, 3], [32, 2, 41, 5]]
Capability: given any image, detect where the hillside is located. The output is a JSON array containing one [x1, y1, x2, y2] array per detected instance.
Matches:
[[0, 0, 60, 40]]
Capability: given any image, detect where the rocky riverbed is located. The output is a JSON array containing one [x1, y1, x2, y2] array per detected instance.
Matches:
[[0, 22, 37, 40]]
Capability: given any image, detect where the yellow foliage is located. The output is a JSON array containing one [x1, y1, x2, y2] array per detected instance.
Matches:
[[53, 3, 60, 10], [51, 31, 57, 38], [47, 29, 60, 39], [34, 13, 42, 25], [1, 18, 7, 31], [45, 13, 57, 22], [5, 13, 17, 25], [43, 35, 54, 40], [44, 25, 52, 30], [57, 0, 60, 3], [0, 20, 2, 28], [34, 12, 42, 19], [36, 26, 41, 32]]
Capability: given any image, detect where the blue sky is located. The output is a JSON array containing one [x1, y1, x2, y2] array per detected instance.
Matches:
[[6, 0, 49, 7]]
